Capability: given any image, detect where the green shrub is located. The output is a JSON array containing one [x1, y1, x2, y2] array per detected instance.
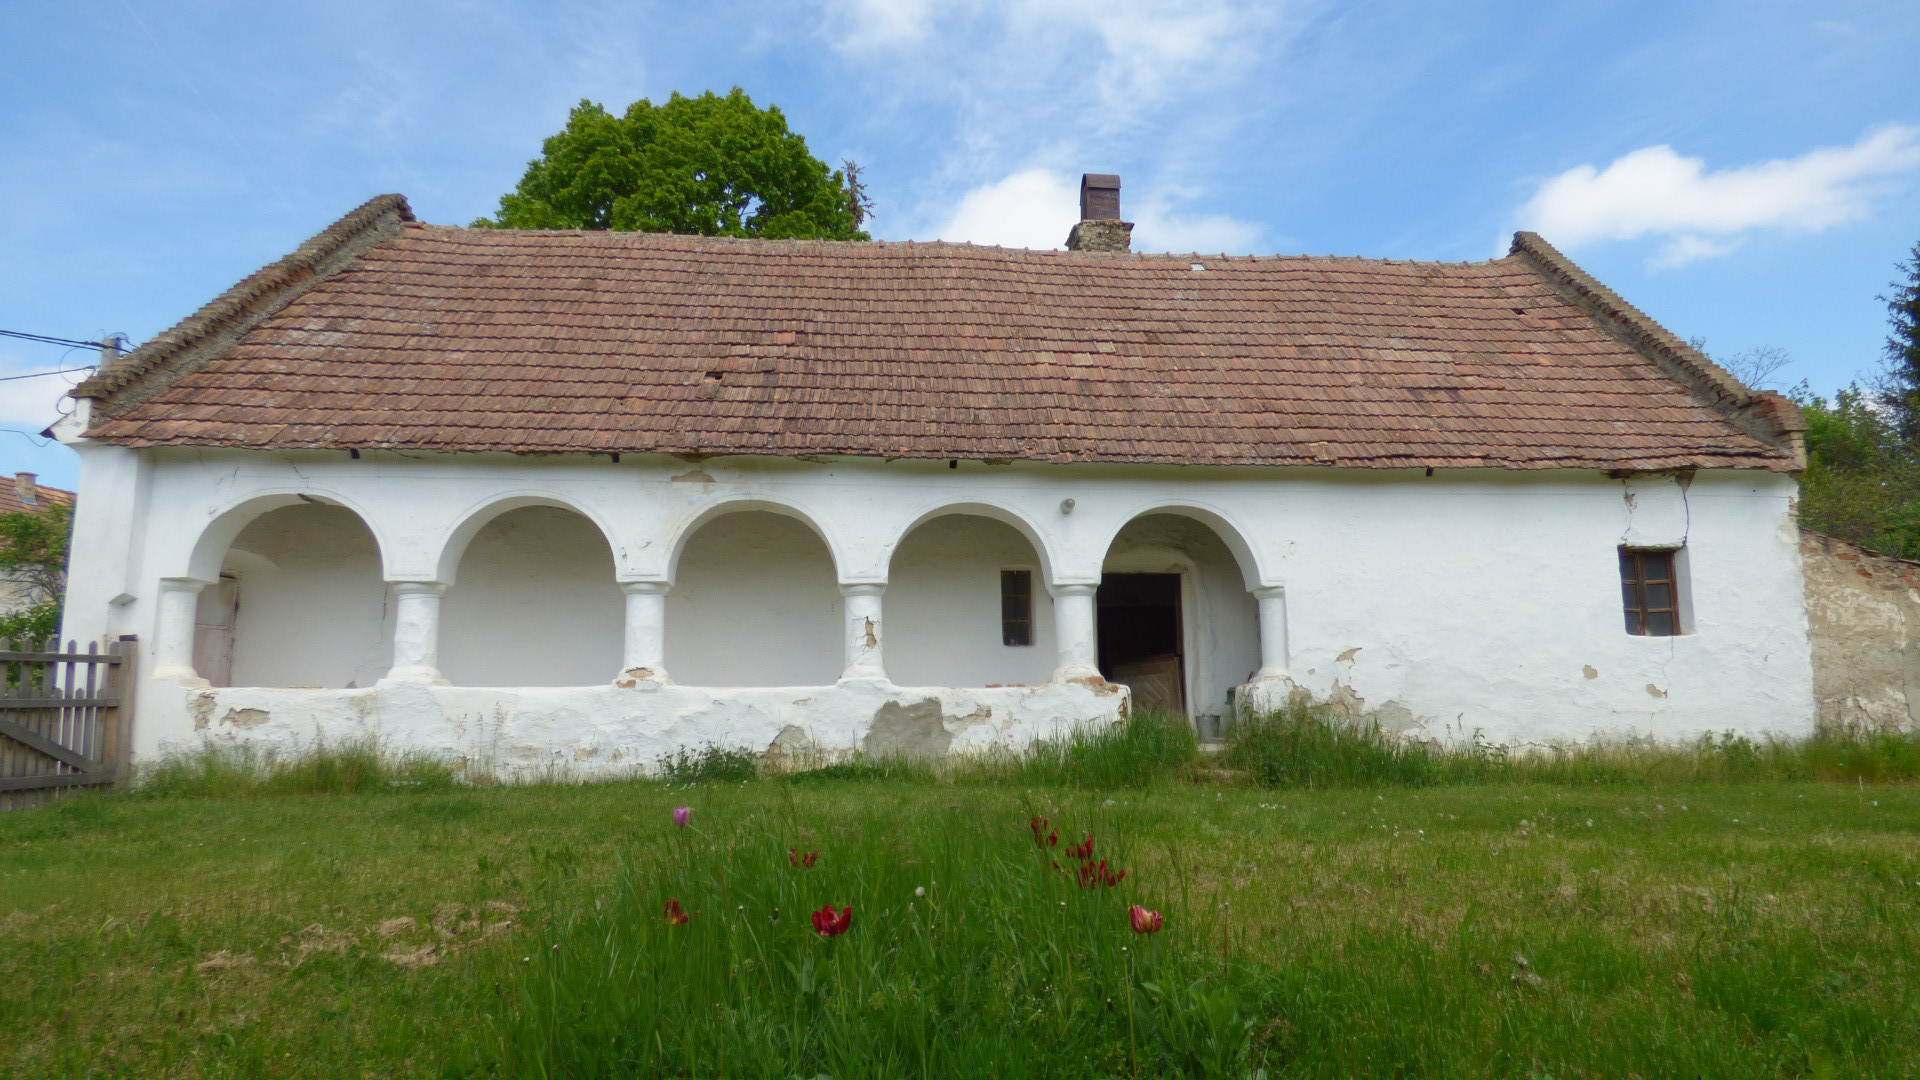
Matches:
[[657, 742, 759, 783]]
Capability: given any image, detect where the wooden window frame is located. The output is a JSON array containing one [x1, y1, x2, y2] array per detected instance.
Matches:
[[1000, 569, 1034, 647], [1619, 547, 1681, 637]]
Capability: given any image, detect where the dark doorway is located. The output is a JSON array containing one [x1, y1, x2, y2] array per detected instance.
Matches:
[[1097, 573, 1185, 714]]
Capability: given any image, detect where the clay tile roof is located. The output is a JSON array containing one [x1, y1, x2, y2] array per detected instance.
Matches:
[[0, 474, 73, 518], [76, 196, 1802, 472]]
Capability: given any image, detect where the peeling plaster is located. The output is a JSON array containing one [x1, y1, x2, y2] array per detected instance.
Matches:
[[220, 707, 271, 729], [141, 679, 1124, 781]]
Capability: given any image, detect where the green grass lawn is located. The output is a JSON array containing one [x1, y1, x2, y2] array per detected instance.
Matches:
[[1, 764, 1917, 1078]]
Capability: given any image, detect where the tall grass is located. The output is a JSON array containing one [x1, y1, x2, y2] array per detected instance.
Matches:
[[1226, 700, 1920, 788], [499, 795, 1265, 1079], [135, 740, 458, 798], [967, 710, 1200, 790]]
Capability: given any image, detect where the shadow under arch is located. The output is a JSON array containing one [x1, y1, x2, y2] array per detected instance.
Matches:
[[887, 501, 1058, 586], [185, 491, 391, 583], [1096, 502, 1267, 591], [433, 493, 626, 585], [664, 496, 845, 584]]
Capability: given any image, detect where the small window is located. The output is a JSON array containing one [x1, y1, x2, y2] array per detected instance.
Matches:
[[1000, 570, 1033, 647], [1619, 548, 1679, 636]]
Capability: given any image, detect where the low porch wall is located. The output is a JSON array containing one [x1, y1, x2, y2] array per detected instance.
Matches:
[[143, 677, 1130, 781]]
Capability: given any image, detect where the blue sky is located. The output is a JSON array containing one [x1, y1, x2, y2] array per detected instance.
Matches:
[[4, 0, 1917, 490]]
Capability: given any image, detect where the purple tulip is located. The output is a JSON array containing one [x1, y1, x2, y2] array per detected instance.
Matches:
[[672, 806, 691, 828]]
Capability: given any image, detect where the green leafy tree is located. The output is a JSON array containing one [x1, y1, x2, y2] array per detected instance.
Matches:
[[1879, 241, 1920, 442], [0, 500, 71, 644], [478, 88, 870, 240], [1791, 383, 1920, 559]]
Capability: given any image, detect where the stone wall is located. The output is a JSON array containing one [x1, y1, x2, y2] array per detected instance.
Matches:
[[1802, 529, 1920, 733]]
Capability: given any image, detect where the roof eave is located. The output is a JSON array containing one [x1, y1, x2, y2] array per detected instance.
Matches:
[[1508, 231, 1804, 470], [74, 194, 416, 416]]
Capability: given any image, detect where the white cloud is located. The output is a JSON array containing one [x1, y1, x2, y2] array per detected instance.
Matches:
[[0, 360, 87, 431], [1516, 126, 1920, 266], [1131, 203, 1263, 254], [827, 0, 1264, 115], [930, 168, 1262, 253], [833, 0, 940, 49], [931, 168, 1079, 249], [1011, 0, 1250, 109]]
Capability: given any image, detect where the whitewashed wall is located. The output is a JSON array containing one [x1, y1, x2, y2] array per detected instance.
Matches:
[[52, 435, 1816, 771]]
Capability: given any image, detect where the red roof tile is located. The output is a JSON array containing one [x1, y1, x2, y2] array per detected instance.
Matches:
[[0, 474, 72, 518], [77, 195, 1800, 472]]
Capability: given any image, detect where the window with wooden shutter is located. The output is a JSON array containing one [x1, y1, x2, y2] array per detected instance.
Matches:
[[1619, 548, 1680, 636], [1000, 569, 1033, 646]]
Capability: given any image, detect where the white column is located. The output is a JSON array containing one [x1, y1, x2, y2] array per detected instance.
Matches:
[[1049, 583, 1100, 681], [839, 583, 887, 682], [618, 580, 670, 683], [1252, 585, 1289, 680], [152, 577, 208, 683], [384, 581, 448, 684]]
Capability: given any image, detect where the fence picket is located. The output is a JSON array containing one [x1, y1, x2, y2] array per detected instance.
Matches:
[[0, 637, 135, 809]]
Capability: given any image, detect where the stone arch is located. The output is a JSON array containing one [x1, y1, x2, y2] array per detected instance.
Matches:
[[665, 506, 842, 687], [886, 501, 1059, 587], [1095, 502, 1268, 591], [1096, 506, 1266, 722], [184, 490, 392, 583], [885, 509, 1056, 688], [663, 495, 845, 585], [194, 497, 393, 689], [438, 503, 624, 687], [433, 492, 626, 586]]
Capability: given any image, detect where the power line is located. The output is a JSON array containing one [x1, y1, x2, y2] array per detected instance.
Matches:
[[0, 329, 112, 350], [0, 367, 95, 383]]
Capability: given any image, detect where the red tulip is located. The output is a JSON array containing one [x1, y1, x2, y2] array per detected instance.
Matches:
[[1129, 905, 1163, 934], [788, 848, 819, 868], [810, 903, 853, 937], [1067, 835, 1094, 860], [663, 898, 689, 925], [1076, 859, 1125, 889], [1029, 817, 1057, 846]]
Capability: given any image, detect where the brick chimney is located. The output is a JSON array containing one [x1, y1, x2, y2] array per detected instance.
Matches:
[[1066, 173, 1132, 253], [14, 472, 37, 507]]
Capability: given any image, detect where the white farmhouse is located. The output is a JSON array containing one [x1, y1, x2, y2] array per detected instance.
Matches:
[[54, 178, 1814, 776]]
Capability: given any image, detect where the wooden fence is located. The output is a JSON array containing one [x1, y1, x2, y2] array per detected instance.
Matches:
[[0, 637, 135, 811]]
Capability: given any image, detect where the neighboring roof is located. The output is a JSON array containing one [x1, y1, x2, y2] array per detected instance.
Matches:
[[0, 473, 73, 518], [77, 195, 1803, 472]]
